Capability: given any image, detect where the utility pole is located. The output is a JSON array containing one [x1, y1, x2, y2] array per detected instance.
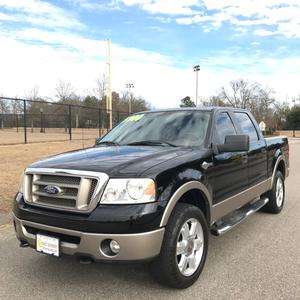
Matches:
[[126, 83, 134, 113], [193, 65, 200, 106], [105, 38, 112, 129]]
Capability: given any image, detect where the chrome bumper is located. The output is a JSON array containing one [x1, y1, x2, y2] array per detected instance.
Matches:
[[13, 215, 165, 261]]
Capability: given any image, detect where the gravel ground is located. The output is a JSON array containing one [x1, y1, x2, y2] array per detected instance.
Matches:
[[0, 142, 299, 300]]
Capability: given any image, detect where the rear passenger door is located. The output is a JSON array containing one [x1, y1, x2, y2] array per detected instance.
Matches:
[[233, 112, 268, 187], [207, 111, 248, 204]]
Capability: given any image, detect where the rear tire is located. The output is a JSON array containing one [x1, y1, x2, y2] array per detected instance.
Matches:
[[150, 203, 208, 289], [263, 171, 285, 214]]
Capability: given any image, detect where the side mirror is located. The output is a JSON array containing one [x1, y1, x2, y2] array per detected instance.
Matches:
[[216, 135, 249, 153]]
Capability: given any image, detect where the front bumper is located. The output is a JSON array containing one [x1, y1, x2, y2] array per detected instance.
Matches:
[[14, 193, 166, 234], [13, 215, 165, 261]]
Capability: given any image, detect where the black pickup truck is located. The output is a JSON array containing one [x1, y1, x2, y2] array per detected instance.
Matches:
[[13, 107, 289, 288]]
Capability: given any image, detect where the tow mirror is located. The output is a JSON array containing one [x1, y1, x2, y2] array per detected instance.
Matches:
[[216, 135, 249, 153]]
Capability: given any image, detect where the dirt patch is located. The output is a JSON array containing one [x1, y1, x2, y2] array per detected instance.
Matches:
[[0, 139, 94, 210], [277, 130, 300, 138]]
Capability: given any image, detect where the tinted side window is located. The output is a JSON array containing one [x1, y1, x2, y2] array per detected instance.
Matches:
[[215, 112, 236, 143], [234, 112, 259, 142]]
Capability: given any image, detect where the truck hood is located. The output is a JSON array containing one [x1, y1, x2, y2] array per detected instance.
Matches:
[[29, 145, 193, 177]]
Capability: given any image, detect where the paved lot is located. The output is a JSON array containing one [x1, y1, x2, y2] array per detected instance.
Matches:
[[0, 142, 299, 299]]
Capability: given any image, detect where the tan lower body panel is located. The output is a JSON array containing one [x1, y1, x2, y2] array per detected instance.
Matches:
[[13, 215, 165, 261], [211, 178, 272, 223]]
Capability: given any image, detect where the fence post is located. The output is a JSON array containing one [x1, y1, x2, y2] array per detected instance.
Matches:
[[23, 100, 27, 144], [68, 105, 72, 140], [16, 114, 19, 133], [65, 115, 67, 133]]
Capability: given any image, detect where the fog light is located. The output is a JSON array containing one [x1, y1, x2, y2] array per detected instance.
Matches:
[[100, 239, 120, 256], [110, 240, 120, 254]]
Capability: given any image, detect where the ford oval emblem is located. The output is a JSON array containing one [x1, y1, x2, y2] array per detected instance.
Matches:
[[44, 185, 62, 195]]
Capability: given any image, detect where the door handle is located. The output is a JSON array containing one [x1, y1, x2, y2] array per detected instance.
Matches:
[[201, 161, 214, 170], [241, 153, 248, 164]]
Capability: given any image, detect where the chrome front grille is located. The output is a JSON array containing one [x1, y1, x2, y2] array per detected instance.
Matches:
[[37, 174, 81, 185], [23, 168, 109, 213]]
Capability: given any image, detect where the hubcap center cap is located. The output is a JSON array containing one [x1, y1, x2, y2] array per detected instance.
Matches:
[[186, 239, 194, 255]]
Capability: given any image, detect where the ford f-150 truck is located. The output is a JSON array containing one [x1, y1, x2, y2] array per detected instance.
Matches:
[[13, 107, 289, 288]]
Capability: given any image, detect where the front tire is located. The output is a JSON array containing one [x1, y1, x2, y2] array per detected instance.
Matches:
[[150, 203, 208, 289], [263, 171, 285, 214]]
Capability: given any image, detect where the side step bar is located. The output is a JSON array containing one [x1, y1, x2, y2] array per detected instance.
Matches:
[[211, 197, 269, 236]]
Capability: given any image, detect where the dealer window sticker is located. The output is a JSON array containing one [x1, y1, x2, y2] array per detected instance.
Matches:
[[124, 114, 144, 123]]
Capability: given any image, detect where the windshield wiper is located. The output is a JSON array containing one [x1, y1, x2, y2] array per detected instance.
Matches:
[[96, 141, 120, 146], [125, 140, 177, 147]]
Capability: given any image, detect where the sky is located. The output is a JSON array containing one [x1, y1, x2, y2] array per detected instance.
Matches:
[[0, 0, 300, 108]]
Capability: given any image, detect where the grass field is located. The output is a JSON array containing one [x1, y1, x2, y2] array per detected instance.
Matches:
[[277, 130, 300, 138], [0, 128, 107, 145], [0, 139, 94, 211]]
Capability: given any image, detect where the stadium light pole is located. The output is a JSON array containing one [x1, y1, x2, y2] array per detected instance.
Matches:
[[292, 99, 296, 137], [193, 65, 200, 106], [126, 83, 134, 113]]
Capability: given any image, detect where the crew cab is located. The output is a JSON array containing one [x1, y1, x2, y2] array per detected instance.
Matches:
[[13, 107, 289, 288]]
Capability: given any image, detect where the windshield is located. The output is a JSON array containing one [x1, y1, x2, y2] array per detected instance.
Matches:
[[98, 111, 211, 147]]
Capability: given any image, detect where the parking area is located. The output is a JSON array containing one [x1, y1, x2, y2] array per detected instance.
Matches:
[[0, 141, 299, 299]]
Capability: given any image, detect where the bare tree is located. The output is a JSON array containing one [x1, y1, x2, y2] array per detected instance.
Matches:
[[216, 79, 276, 126], [55, 79, 75, 102], [10, 100, 23, 114], [0, 99, 9, 114], [219, 79, 260, 108], [93, 75, 105, 101], [202, 95, 225, 107], [25, 85, 41, 101], [249, 85, 275, 122]]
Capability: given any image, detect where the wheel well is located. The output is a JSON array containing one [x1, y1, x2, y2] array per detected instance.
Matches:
[[177, 189, 210, 224], [277, 160, 286, 179]]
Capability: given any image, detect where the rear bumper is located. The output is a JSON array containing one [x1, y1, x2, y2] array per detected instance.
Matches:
[[13, 214, 165, 261]]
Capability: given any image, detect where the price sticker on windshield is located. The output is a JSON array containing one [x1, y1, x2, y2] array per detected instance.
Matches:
[[124, 114, 144, 123]]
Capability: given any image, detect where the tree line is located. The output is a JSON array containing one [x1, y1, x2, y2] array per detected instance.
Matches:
[[0, 78, 151, 115], [0, 79, 151, 129], [180, 78, 300, 132], [1, 77, 299, 131]]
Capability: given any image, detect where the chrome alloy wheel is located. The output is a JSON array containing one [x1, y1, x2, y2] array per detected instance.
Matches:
[[276, 177, 284, 207], [176, 218, 204, 277]]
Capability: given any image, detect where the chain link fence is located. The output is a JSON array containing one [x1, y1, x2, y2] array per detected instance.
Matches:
[[0, 97, 130, 145]]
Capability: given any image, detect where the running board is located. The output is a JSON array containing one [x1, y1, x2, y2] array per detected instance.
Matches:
[[211, 197, 269, 236]]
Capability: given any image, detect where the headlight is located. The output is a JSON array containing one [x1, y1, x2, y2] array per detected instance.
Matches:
[[101, 178, 156, 204]]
